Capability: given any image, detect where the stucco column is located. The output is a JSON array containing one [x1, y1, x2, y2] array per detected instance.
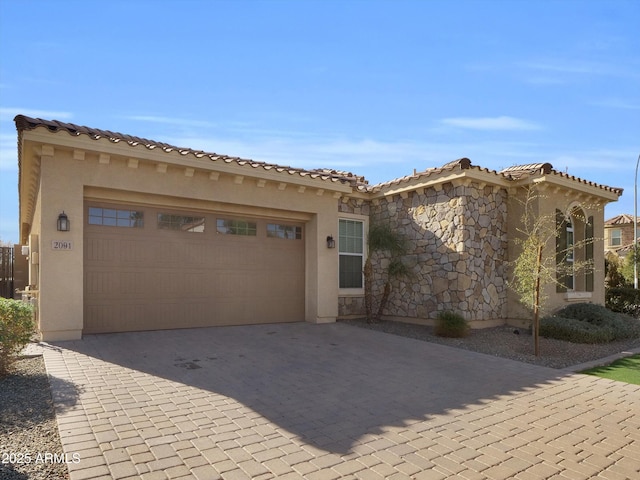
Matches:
[[305, 210, 339, 323], [38, 148, 84, 340]]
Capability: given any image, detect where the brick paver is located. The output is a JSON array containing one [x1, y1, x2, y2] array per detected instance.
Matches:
[[38, 323, 640, 479]]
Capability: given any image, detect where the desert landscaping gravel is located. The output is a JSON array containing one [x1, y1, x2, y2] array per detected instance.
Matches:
[[1, 321, 639, 480], [340, 318, 640, 369], [0, 356, 68, 480]]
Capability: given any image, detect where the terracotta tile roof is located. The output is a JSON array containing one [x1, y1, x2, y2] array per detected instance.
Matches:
[[311, 168, 369, 185], [365, 158, 623, 196], [605, 214, 637, 226], [14, 115, 359, 186], [499, 163, 622, 195], [548, 169, 623, 196], [15, 115, 624, 198], [365, 158, 476, 192], [614, 241, 639, 255], [500, 163, 553, 178]]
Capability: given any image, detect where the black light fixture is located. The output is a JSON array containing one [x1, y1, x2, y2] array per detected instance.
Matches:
[[57, 211, 70, 232], [326, 235, 336, 249]]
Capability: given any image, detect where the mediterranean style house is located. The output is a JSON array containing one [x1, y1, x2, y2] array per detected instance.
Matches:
[[15, 115, 622, 340], [604, 214, 638, 258]]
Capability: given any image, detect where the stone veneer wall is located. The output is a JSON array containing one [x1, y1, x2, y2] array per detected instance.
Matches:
[[338, 181, 509, 323]]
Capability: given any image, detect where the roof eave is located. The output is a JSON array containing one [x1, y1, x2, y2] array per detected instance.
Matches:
[[18, 126, 354, 194], [368, 167, 510, 198], [532, 174, 623, 203]]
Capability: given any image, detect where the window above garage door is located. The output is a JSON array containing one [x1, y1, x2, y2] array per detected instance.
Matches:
[[88, 207, 144, 227], [157, 213, 205, 233]]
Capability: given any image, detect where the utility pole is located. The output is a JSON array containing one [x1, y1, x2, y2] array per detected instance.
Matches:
[[635, 154, 640, 289]]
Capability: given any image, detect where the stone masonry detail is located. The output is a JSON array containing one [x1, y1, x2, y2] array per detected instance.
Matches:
[[339, 181, 509, 323]]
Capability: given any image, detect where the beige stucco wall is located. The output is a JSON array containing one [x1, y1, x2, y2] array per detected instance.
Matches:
[[506, 183, 608, 325], [21, 129, 350, 340], [36, 151, 84, 340]]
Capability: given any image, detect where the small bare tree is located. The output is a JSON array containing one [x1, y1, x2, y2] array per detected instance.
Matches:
[[509, 186, 595, 356]]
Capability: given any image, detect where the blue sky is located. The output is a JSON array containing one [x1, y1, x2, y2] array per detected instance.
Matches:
[[0, 0, 638, 244]]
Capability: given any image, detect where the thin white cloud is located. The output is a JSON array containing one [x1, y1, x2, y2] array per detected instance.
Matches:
[[591, 98, 640, 110], [124, 115, 218, 129], [523, 76, 568, 86], [517, 59, 640, 80], [0, 108, 73, 121], [162, 133, 439, 174], [519, 60, 606, 76], [0, 153, 17, 171], [440, 116, 542, 131], [161, 132, 559, 184], [550, 149, 635, 173], [0, 134, 18, 171], [124, 114, 321, 140]]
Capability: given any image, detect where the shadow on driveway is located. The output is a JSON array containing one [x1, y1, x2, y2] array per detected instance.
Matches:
[[53, 322, 568, 455]]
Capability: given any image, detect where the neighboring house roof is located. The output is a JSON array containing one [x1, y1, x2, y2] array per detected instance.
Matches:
[[605, 214, 638, 226], [606, 215, 640, 257], [612, 240, 640, 256]]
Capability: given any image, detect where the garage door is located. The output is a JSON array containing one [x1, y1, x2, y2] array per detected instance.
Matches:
[[84, 202, 305, 334]]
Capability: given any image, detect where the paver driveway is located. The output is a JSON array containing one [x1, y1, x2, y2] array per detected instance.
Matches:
[[42, 322, 640, 479]]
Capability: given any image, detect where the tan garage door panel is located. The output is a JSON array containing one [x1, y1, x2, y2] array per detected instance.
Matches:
[[84, 205, 305, 334]]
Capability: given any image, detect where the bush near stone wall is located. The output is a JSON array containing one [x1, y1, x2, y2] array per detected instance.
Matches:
[[0, 298, 34, 377], [434, 311, 470, 338]]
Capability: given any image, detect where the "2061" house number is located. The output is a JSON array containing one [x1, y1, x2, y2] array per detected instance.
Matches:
[[52, 240, 73, 250]]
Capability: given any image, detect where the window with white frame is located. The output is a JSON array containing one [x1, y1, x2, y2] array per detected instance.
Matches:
[[610, 229, 622, 247], [339, 219, 364, 289]]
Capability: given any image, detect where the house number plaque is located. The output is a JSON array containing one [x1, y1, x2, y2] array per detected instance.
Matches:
[[52, 240, 73, 250]]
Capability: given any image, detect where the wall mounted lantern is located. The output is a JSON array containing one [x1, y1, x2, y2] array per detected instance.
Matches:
[[326, 235, 336, 249], [57, 211, 70, 232]]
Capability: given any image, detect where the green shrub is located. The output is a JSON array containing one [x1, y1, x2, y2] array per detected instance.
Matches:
[[0, 298, 35, 377], [540, 316, 615, 343], [541, 303, 640, 344], [434, 311, 469, 338], [606, 287, 640, 318], [557, 302, 619, 325]]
